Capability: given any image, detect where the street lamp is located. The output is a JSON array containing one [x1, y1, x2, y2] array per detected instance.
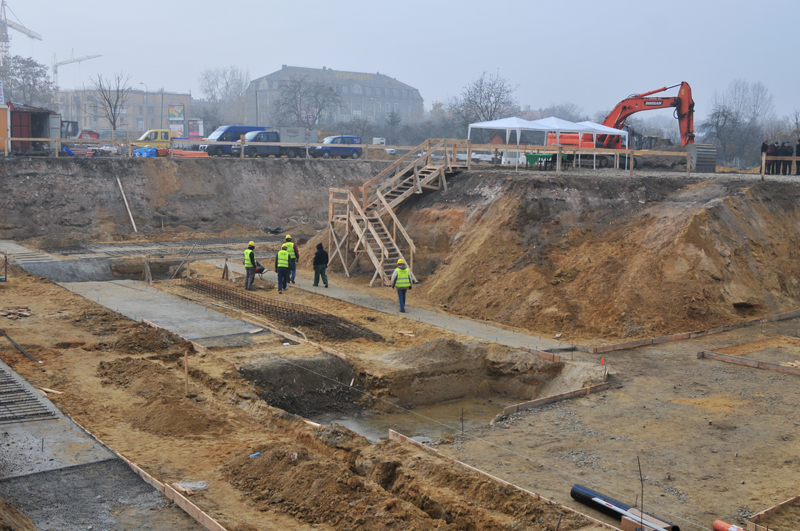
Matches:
[[139, 83, 148, 131]]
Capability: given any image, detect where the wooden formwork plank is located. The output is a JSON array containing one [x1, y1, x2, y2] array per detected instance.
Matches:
[[499, 383, 610, 417], [748, 495, 800, 531], [527, 348, 562, 362], [388, 430, 620, 531], [698, 350, 800, 376], [70, 419, 228, 531]]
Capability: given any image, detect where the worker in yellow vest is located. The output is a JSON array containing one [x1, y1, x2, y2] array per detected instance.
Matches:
[[275, 244, 290, 293], [243, 241, 256, 291], [390, 258, 412, 313], [284, 234, 299, 284]]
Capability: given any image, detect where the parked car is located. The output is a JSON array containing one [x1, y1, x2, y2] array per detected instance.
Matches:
[[230, 128, 315, 158], [310, 135, 362, 159], [384, 148, 396, 155], [200, 125, 267, 156], [132, 129, 175, 149]]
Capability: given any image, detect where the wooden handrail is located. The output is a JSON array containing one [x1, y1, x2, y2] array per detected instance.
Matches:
[[376, 190, 416, 254], [348, 193, 388, 259]]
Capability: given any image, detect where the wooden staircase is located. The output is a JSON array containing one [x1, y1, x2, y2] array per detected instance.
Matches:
[[329, 139, 469, 286]]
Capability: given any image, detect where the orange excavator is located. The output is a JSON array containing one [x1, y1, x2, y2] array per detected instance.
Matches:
[[548, 82, 716, 172]]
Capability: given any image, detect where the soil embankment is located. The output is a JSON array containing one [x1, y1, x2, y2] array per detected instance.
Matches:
[[0, 158, 389, 242], [389, 171, 800, 342]]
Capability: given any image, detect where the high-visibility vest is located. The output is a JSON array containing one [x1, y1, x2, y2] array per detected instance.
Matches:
[[244, 248, 256, 268], [284, 241, 296, 259], [395, 267, 411, 288], [277, 249, 290, 268]]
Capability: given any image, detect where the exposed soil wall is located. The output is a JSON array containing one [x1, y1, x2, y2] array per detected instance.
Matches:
[[0, 158, 389, 242], [398, 171, 800, 341]]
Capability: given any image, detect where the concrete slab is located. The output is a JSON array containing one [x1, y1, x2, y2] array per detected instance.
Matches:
[[218, 260, 569, 352], [0, 459, 203, 530], [59, 280, 256, 342], [0, 358, 115, 479]]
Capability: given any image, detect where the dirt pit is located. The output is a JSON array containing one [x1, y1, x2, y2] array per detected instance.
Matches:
[[241, 338, 605, 441]]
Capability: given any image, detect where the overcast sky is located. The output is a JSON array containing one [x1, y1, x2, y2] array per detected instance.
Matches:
[[10, 0, 800, 121]]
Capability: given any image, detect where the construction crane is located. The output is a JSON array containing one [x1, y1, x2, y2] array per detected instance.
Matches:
[[0, 0, 42, 66], [52, 50, 102, 88]]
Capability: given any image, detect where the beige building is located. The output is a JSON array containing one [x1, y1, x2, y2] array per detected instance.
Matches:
[[56, 89, 191, 137], [245, 65, 424, 126]]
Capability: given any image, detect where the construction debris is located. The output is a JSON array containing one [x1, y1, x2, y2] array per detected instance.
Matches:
[[0, 306, 32, 319]]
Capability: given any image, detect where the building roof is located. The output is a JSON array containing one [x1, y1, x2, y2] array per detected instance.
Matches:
[[251, 65, 421, 97]]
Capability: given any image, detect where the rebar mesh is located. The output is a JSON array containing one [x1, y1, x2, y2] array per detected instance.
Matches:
[[178, 278, 384, 342]]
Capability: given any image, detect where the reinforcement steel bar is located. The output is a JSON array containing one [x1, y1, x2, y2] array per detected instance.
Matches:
[[178, 278, 383, 342]]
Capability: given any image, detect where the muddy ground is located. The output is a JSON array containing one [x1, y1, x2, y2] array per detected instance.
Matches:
[[4, 160, 800, 529], [0, 265, 605, 530]]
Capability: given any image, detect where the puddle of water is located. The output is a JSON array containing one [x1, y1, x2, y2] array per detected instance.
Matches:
[[312, 397, 510, 443]]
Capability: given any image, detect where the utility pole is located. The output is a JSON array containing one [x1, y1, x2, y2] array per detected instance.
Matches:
[[160, 88, 164, 129]]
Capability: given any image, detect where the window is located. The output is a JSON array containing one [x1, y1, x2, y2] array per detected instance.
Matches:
[[394, 103, 399, 112], [147, 132, 158, 141], [273, 81, 278, 89], [343, 137, 353, 145], [148, 106, 154, 115], [137, 118, 144, 130], [376, 88, 381, 96], [352, 85, 362, 94], [341, 86, 348, 94], [332, 137, 342, 144], [143, 94, 149, 104], [365, 87, 371, 95], [402, 90, 407, 98], [161, 131, 169, 140], [268, 132, 279, 142], [386, 103, 391, 112], [393, 89, 399, 97]]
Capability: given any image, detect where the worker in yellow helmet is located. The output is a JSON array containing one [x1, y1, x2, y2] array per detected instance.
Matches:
[[243, 241, 256, 291], [284, 234, 299, 284], [390, 258, 412, 313], [275, 244, 290, 293]]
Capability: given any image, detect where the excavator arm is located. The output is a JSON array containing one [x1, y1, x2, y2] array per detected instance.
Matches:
[[601, 82, 695, 147]]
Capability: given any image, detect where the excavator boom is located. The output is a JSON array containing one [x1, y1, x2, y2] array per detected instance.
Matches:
[[601, 82, 694, 147]]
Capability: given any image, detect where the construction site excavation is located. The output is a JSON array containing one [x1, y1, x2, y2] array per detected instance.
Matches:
[[2, 140, 800, 531]]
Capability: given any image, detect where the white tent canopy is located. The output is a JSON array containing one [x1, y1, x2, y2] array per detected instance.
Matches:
[[575, 121, 629, 170], [466, 117, 630, 171], [467, 117, 540, 143]]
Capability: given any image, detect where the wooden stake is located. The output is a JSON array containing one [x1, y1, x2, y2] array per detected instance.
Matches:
[[117, 177, 138, 233], [184, 349, 189, 397]]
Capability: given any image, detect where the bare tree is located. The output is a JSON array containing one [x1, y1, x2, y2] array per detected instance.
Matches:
[[198, 66, 250, 125], [700, 79, 775, 165], [273, 76, 343, 127], [88, 73, 131, 139], [542, 102, 587, 122], [0, 55, 56, 107], [448, 72, 518, 134]]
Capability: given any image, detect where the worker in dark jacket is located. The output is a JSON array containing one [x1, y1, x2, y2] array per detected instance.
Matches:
[[766, 142, 777, 175], [243, 241, 256, 291], [760, 140, 769, 173], [275, 244, 290, 293], [284, 235, 299, 284], [796, 140, 800, 175], [782, 142, 793, 175], [312, 243, 329, 288]]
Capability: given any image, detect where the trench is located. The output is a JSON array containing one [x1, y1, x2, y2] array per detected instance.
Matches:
[[239, 339, 598, 442]]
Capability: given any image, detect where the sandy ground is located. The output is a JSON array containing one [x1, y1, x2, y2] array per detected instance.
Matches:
[[0, 265, 605, 530], [432, 319, 800, 530]]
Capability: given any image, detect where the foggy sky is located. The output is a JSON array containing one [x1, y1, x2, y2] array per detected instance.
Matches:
[[11, 0, 800, 121]]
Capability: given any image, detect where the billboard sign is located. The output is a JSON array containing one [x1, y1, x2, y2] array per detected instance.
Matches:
[[168, 104, 185, 120]]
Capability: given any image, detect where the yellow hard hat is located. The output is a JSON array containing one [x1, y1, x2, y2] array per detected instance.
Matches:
[[281, 244, 288, 249], [248, 241, 255, 246], [285, 234, 292, 240], [397, 258, 405, 265]]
